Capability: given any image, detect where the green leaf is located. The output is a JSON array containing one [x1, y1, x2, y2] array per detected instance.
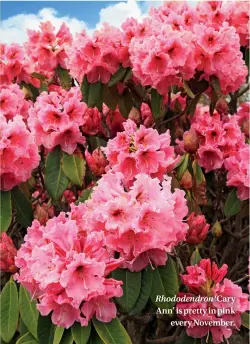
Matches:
[[88, 82, 104, 110], [103, 85, 119, 111], [31, 72, 48, 81], [151, 88, 163, 119], [150, 256, 179, 310], [11, 187, 33, 228], [87, 330, 104, 344], [16, 333, 38, 344], [71, 322, 91, 344], [193, 161, 203, 185], [40, 82, 48, 93], [92, 317, 132, 344], [123, 68, 132, 83], [0, 279, 19, 343], [108, 66, 127, 87], [241, 312, 250, 329], [210, 75, 221, 97], [190, 248, 202, 266], [53, 327, 64, 344], [19, 285, 39, 340], [19, 319, 29, 336], [224, 189, 241, 218], [60, 329, 73, 344], [45, 146, 69, 201], [81, 75, 90, 104], [186, 93, 202, 118], [183, 80, 195, 99], [62, 152, 86, 187], [177, 153, 189, 180], [75, 187, 93, 205], [176, 332, 201, 344], [56, 66, 72, 91], [112, 269, 141, 312], [37, 314, 55, 344], [128, 268, 153, 315], [0, 191, 12, 233], [118, 89, 133, 118], [20, 82, 39, 102]]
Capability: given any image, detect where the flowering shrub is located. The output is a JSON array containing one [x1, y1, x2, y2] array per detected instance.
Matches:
[[0, 1, 249, 344]]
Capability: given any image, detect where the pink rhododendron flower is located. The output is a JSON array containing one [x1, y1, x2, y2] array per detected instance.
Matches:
[[104, 119, 179, 185], [28, 87, 87, 154], [0, 115, 40, 191], [176, 259, 249, 344], [0, 84, 30, 120], [15, 214, 123, 328], [0, 233, 17, 273], [71, 171, 188, 272]]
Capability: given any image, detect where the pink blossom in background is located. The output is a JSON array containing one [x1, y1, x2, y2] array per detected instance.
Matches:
[[104, 119, 179, 185], [15, 214, 123, 328], [236, 102, 250, 138], [176, 259, 249, 344], [0, 115, 40, 191], [0, 233, 17, 273], [70, 172, 188, 272]]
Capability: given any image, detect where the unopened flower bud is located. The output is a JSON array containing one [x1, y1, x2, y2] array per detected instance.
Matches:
[[186, 212, 210, 245], [0, 233, 17, 273], [34, 204, 48, 225], [85, 148, 108, 177], [211, 220, 222, 238], [183, 130, 199, 154], [180, 170, 193, 189], [128, 107, 141, 125], [241, 118, 249, 138], [215, 98, 229, 114]]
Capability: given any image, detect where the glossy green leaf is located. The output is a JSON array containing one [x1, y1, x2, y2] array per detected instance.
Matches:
[[31, 72, 47, 81], [16, 333, 38, 344], [151, 88, 163, 119], [183, 80, 195, 99], [190, 248, 202, 266], [0, 191, 12, 233], [118, 89, 133, 118], [103, 85, 119, 111], [92, 317, 132, 344], [53, 327, 64, 344], [81, 75, 90, 103], [11, 187, 33, 228], [177, 153, 189, 180], [45, 146, 69, 201], [56, 66, 72, 91], [19, 286, 39, 340], [62, 152, 86, 187], [37, 314, 55, 344], [0, 279, 19, 343], [87, 329, 104, 344], [75, 187, 93, 205], [112, 269, 141, 312], [123, 68, 132, 82], [241, 312, 250, 329], [71, 322, 91, 344], [193, 161, 203, 185], [60, 329, 73, 344], [19, 319, 29, 336], [88, 82, 104, 110], [128, 268, 152, 315], [150, 256, 179, 310], [224, 189, 241, 218], [108, 66, 127, 87]]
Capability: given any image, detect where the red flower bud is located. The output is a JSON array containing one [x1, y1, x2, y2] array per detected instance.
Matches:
[[183, 130, 199, 154], [128, 107, 141, 125], [180, 170, 193, 189], [0, 233, 17, 273], [85, 148, 108, 177], [186, 212, 210, 245], [34, 204, 48, 225], [215, 98, 229, 114], [241, 118, 249, 138]]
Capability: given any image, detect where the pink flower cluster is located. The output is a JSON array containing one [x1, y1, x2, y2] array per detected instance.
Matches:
[[104, 119, 178, 186], [176, 259, 249, 344], [0, 84, 30, 120], [180, 106, 246, 173], [15, 214, 123, 328], [85, 148, 108, 177], [25, 22, 72, 77], [186, 212, 210, 245], [71, 172, 188, 272], [28, 87, 87, 154], [66, 24, 130, 84], [0, 115, 40, 191]]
